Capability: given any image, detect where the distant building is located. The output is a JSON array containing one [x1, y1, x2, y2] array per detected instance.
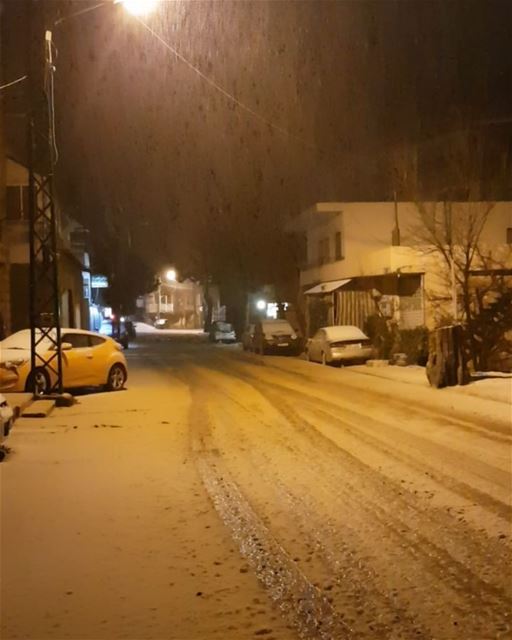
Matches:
[[3, 157, 91, 333], [289, 201, 512, 336], [138, 278, 204, 330]]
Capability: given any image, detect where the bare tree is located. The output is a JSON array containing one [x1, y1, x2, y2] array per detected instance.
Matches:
[[409, 200, 496, 362], [401, 127, 511, 369]]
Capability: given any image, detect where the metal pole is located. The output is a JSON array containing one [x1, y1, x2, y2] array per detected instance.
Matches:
[[27, 8, 63, 395], [157, 277, 161, 321]]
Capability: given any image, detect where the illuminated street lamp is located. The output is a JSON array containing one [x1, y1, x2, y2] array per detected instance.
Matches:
[[117, 0, 159, 16], [156, 268, 177, 322], [256, 299, 266, 311], [166, 269, 177, 283]]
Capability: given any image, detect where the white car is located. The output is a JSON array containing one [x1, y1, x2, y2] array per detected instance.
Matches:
[[306, 325, 374, 365], [210, 322, 237, 343], [253, 319, 300, 355], [0, 393, 14, 437]]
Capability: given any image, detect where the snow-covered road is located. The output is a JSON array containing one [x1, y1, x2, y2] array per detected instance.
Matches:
[[2, 337, 511, 639]]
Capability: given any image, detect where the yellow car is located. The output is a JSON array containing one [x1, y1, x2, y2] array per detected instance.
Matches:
[[0, 328, 128, 394]]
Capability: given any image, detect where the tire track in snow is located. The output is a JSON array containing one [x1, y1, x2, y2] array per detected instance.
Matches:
[[207, 400, 434, 640], [227, 353, 511, 441], [244, 380, 512, 639], [192, 365, 511, 639], [228, 364, 511, 520], [186, 380, 355, 640]]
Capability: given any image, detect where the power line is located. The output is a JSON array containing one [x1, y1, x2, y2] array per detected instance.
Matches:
[[54, 2, 107, 27], [0, 75, 28, 91], [133, 15, 316, 151]]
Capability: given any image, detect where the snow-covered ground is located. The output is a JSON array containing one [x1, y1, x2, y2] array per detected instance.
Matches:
[[135, 321, 207, 337], [1, 339, 510, 639]]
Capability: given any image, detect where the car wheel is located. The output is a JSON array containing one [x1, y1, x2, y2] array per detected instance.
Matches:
[[106, 364, 127, 391], [25, 368, 51, 395]]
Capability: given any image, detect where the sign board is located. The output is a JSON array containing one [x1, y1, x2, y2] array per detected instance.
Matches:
[[91, 274, 109, 289]]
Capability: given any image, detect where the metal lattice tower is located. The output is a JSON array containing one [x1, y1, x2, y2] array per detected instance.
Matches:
[[28, 27, 62, 394]]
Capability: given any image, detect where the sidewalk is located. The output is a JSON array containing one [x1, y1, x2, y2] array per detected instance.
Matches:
[[1, 367, 296, 640], [349, 363, 512, 405], [253, 354, 511, 430]]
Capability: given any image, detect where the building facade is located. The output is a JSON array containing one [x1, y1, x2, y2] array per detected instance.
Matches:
[[138, 279, 204, 330], [290, 201, 512, 335], [3, 157, 91, 334]]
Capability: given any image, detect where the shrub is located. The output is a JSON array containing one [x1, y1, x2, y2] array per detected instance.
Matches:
[[398, 327, 429, 366]]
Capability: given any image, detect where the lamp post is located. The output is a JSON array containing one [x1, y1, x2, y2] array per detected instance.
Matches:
[[156, 276, 162, 322], [27, 0, 158, 395], [155, 268, 177, 322]]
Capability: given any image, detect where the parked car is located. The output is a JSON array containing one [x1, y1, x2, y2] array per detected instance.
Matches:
[[100, 317, 131, 348], [253, 319, 300, 355], [241, 324, 255, 351], [305, 325, 374, 365], [0, 393, 14, 437], [154, 318, 169, 329], [210, 321, 237, 343], [0, 329, 128, 394]]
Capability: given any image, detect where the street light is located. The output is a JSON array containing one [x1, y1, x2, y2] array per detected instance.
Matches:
[[166, 269, 177, 282], [25, 0, 160, 395], [117, 0, 159, 16]]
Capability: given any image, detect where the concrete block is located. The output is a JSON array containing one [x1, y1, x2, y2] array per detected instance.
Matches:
[[22, 400, 55, 418]]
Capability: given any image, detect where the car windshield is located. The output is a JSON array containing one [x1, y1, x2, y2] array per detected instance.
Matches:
[[216, 322, 233, 332]]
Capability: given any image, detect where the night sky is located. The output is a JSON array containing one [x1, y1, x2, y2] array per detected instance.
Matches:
[[2, 0, 511, 293]]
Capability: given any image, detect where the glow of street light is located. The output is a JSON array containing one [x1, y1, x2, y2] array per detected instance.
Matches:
[[256, 299, 266, 311], [120, 0, 158, 17], [166, 269, 177, 282]]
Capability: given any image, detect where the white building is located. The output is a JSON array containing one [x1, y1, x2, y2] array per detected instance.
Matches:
[[290, 201, 512, 335]]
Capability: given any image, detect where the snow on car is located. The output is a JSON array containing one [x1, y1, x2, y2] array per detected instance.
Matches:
[[252, 319, 300, 355], [0, 329, 128, 394], [306, 325, 374, 365]]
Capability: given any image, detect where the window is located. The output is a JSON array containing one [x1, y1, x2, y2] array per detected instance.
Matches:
[[318, 237, 330, 264], [507, 228, 512, 244], [89, 335, 105, 347], [6, 186, 29, 220], [334, 231, 344, 260], [61, 333, 90, 349]]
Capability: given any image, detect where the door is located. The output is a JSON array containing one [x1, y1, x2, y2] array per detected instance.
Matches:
[[61, 332, 95, 387], [87, 335, 112, 385]]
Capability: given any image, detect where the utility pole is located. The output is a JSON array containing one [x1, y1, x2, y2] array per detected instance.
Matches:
[[28, 5, 62, 394], [156, 276, 162, 321]]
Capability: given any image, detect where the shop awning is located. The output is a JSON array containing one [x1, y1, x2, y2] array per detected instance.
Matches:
[[304, 279, 351, 295]]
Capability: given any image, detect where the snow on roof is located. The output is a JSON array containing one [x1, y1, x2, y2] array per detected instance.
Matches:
[[304, 279, 351, 295], [261, 320, 294, 333], [322, 325, 368, 342]]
